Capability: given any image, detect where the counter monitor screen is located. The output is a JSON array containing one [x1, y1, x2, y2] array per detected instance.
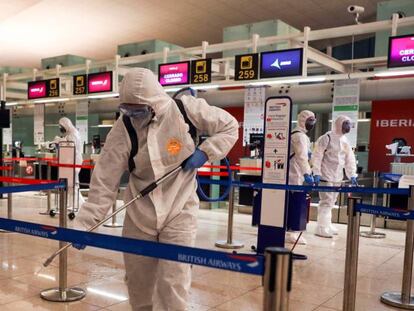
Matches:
[[158, 61, 190, 86], [388, 34, 414, 68], [88, 71, 113, 93]]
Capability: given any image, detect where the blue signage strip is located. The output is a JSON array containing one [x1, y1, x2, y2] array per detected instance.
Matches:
[[0, 218, 264, 276], [0, 182, 65, 195], [260, 48, 303, 79], [197, 178, 410, 196], [354, 203, 414, 220]]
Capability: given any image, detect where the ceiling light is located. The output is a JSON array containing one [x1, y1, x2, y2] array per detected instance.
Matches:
[[33, 98, 69, 104], [164, 87, 183, 93], [375, 69, 414, 77], [88, 93, 119, 99], [249, 76, 326, 86], [5, 102, 18, 106], [97, 124, 113, 128], [192, 84, 219, 90]]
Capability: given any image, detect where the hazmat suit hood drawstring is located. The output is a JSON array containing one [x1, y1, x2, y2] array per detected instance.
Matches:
[[333, 115, 351, 136], [297, 110, 315, 133], [119, 68, 172, 117]]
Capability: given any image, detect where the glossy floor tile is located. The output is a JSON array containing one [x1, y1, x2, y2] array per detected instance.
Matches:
[[0, 192, 409, 310]]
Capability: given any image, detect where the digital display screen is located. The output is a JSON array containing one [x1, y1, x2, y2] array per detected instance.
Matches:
[[88, 71, 113, 93], [158, 61, 190, 86], [388, 34, 414, 68], [260, 48, 303, 79], [234, 53, 259, 81], [28, 81, 46, 99], [28, 78, 59, 99]]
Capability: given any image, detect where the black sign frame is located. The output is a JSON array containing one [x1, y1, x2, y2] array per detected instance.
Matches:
[[191, 58, 212, 84], [73, 74, 88, 95], [234, 53, 259, 81], [27, 78, 60, 100]]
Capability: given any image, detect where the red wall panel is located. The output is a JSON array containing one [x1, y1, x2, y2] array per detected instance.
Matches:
[[223, 106, 245, 165], [368, 99, 414, 172]]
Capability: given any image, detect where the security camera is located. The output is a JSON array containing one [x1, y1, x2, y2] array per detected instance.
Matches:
[[347, 5, 365, 24], [347, 5, 365, 14]]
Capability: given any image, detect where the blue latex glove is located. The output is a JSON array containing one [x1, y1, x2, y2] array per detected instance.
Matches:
[[313, 175, 321, 185], [183, 149, 208, 171], [303, 174, 314, 185], [72, 243, 86, 250], [351, 177, 358, 186]]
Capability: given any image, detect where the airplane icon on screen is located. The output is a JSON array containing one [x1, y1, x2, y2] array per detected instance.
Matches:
[[271, 58, 292, 70]]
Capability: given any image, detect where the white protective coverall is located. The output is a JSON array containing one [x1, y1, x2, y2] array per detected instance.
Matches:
[[312, 115, 357, 237], [75, 68, 238, 311], [286, 110, 315, 244], [54, 117, 85, 209]]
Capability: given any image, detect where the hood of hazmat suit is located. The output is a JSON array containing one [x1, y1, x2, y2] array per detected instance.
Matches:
[[53, 117, 83, 165], [312, 115, 357, 182], [289, 110, 315, 185]]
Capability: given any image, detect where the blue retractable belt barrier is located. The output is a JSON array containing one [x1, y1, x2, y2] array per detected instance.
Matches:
[[197, 178, 410, 195], [0, 217, 264, 276], [0, 182, 65, 195], [354, 203, 414, 220]]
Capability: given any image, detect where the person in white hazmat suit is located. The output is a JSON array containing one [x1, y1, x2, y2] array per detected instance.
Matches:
[[53, 117, 85, 210], [286, 110, 316, 245], [312, 115, 358, 238], [74, 68, 238, 311]]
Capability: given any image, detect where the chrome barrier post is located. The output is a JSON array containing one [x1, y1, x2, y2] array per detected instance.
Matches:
[[360, 171, 385, 238], [103, 191, 123, 228], [343, 197, 361, 311], [381, 185, 414, 309], [0, 167, 12, 233], [40, 163, 52, 215], [215, 171, 244, 249], [263, 247, 292, 311], [41, 181, 86, 302]]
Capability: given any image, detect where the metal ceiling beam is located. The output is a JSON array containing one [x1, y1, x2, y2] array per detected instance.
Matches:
[[6, 91, 26, 100], [3, 16, 414, 83], [6, 82, 27, 91]]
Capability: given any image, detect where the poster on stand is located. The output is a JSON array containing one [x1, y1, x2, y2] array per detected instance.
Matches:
[[332, 79, 360, 148], [3, 110, 12, 145], [76, 101, 88, 146], [34, 104, 45, 145], [243, 86, 266, 146], [261, 97, 292, 228]]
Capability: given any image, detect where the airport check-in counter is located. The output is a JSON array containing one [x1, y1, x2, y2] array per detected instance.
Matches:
[[238, 158, 262, 207]]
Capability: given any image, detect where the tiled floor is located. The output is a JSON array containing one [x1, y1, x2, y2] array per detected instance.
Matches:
[[0, 192, 409, 310]]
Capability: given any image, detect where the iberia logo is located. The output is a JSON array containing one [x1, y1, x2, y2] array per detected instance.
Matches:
[[167, 138, 182, 156], [40, 225, 58, 235]]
